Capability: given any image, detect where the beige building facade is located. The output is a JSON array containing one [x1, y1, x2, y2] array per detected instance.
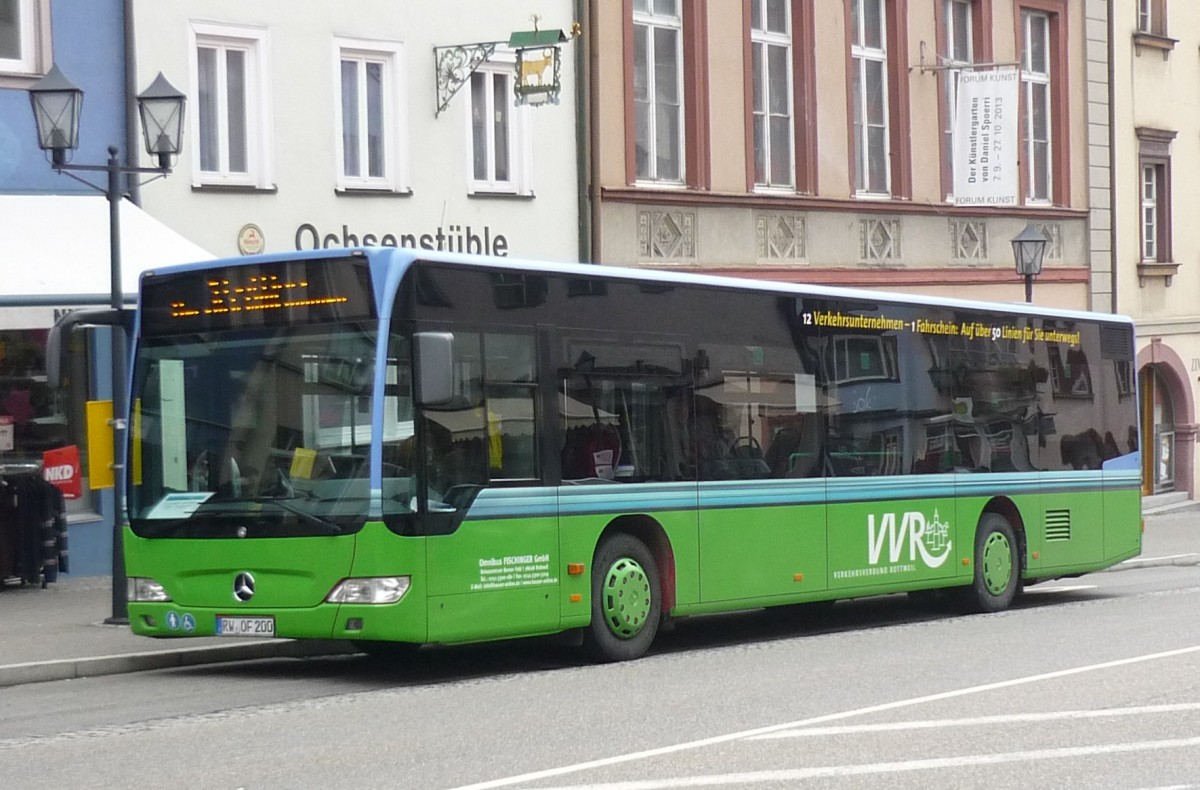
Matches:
[[1113, 0, 1198, 499]]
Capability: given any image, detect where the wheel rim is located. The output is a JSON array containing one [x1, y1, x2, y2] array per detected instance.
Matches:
[[601, 556, 652, 639], [981, 532, 1013, 595]]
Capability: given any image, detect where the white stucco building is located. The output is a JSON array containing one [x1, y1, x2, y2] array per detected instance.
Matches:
[[131, 0, 583, 263]]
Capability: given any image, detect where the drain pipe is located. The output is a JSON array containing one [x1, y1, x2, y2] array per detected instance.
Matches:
[[574, 0, 591, 263], [123, 0, 141, 205]]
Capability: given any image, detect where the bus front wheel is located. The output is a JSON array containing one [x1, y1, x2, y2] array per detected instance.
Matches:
[[963, 513, 1020, 613], [583, 534, 662, 662]]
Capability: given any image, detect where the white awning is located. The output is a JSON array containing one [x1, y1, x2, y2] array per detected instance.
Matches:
[[0, 195, 215, 301]]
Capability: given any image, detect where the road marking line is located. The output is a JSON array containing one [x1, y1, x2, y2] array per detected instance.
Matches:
[[1024, 584, 1095, 594], [749, 702, 1200, 739], [530, 737, 1200, 789], [1123, 554, 1200, 564], [450, 644, 1200, 790]]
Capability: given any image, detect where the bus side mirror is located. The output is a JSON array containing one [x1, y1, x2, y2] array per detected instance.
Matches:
[[414, 332, 455, 406], [46, 308, 129, 389]]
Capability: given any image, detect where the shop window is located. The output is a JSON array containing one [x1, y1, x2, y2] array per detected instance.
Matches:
[[0, 327, 93, 516]]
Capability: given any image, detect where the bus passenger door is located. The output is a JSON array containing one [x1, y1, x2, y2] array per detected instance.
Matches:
[[695, 343, 829, 604], [420, 330, 561, 644]]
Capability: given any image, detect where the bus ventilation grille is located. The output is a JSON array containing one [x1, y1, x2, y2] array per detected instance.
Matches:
[[1045, 510, 1072, 542]]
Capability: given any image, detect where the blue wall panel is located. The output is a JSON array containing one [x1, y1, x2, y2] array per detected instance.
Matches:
[[0, 0, 126, 192]]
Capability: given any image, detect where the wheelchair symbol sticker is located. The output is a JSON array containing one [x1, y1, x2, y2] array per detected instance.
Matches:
[[182, 613, 196, 632]]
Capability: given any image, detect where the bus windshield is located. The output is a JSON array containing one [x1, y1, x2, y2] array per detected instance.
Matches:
[[128, 323, 415, 538]]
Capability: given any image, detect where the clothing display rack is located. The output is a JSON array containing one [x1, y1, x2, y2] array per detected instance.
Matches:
[[0, 462, 68, 589]]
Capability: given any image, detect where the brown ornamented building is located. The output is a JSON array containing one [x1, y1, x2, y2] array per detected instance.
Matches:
[[579, 1, 1168, 490]]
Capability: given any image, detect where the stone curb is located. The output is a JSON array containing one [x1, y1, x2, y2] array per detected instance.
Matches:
[[0, 639, 354, 689]]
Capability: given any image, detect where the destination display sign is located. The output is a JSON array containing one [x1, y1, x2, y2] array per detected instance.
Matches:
[[140, 257, 375, 335]]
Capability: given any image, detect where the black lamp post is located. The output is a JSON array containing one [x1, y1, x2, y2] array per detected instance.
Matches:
[[28, 65, 185, 624], [1011, 223, 1048, 304]]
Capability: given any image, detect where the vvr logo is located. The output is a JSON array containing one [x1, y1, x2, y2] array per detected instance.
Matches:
[[867, 510, 953, 569]]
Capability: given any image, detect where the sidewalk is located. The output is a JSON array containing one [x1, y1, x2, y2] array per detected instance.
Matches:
[[2, 510, 1198, 689], [0, 575, 353, 688]]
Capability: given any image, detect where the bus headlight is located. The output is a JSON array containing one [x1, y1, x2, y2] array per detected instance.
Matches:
[[127, 577, 172, 602], [326, 577, 411, 604]]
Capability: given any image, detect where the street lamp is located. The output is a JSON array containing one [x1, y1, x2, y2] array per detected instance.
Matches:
[[1011, 223, 1048, 304], [28, 65, 186, 624]]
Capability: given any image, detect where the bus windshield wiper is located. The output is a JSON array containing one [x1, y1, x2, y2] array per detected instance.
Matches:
[[245, 497, 345, 534]]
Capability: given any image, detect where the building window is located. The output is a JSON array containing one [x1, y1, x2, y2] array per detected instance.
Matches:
[[941, 0, 974, 200], [0, 0, 48, 81], [632, 0, 683, 182], [1137, 127, 1175, 265], [335, 39, 407, 193], [1020, 9, 1052, 204], [849, 0, 890, 195], [1138, 0, 1167, 35], [750, 0, 793, 188], [191, 23, 271, 188], [1141, 165, 1158, 261], [467, 58, 531, 195]]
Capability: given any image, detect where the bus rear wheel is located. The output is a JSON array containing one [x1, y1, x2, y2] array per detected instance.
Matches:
[[583, 533, 661, 662], [962, 513, 1020, 613]]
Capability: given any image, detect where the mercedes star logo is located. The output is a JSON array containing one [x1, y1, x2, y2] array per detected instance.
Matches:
[[233, 572, 256, 602]]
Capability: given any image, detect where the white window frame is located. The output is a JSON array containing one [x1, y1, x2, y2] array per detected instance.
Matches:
[[633, 0, 684, 184], [1021, 10, 1052, 204], [1138, 0, 1153, 34], [189, 22, 273, 189], [750, 0, 794, 190], [850, 0, 890, 196], [465, 53, 532, 196], [943, 0, 973, 200], [0, 0, 48, 82], [1141, 164, 1158, 262], [333, 37, 408, 193]]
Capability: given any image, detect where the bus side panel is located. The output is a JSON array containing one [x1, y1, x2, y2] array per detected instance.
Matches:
[[339, 523, 428, 643], [826, 477, 959, 591], [1103, 471, 1142, 564], [557, 483, 700, 625], [1028, 474, 1106, 571], [697, 480, 826, 603], [425, 511, 559, 644]]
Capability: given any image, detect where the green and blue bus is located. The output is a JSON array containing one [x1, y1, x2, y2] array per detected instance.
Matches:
[[123, 248, 1141, 661]]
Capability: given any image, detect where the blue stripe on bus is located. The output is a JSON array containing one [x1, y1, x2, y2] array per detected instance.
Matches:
[[463, 471, 1139, 521]]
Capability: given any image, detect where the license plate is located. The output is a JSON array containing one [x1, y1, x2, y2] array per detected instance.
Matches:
[[215, 616, 275, 637]]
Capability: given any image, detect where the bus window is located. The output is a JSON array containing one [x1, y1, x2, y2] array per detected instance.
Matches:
[[694, 343, 824, 480], [421, 333, 487, 511], [559, 339, 689, 482], [483, 333, 537, 481]]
